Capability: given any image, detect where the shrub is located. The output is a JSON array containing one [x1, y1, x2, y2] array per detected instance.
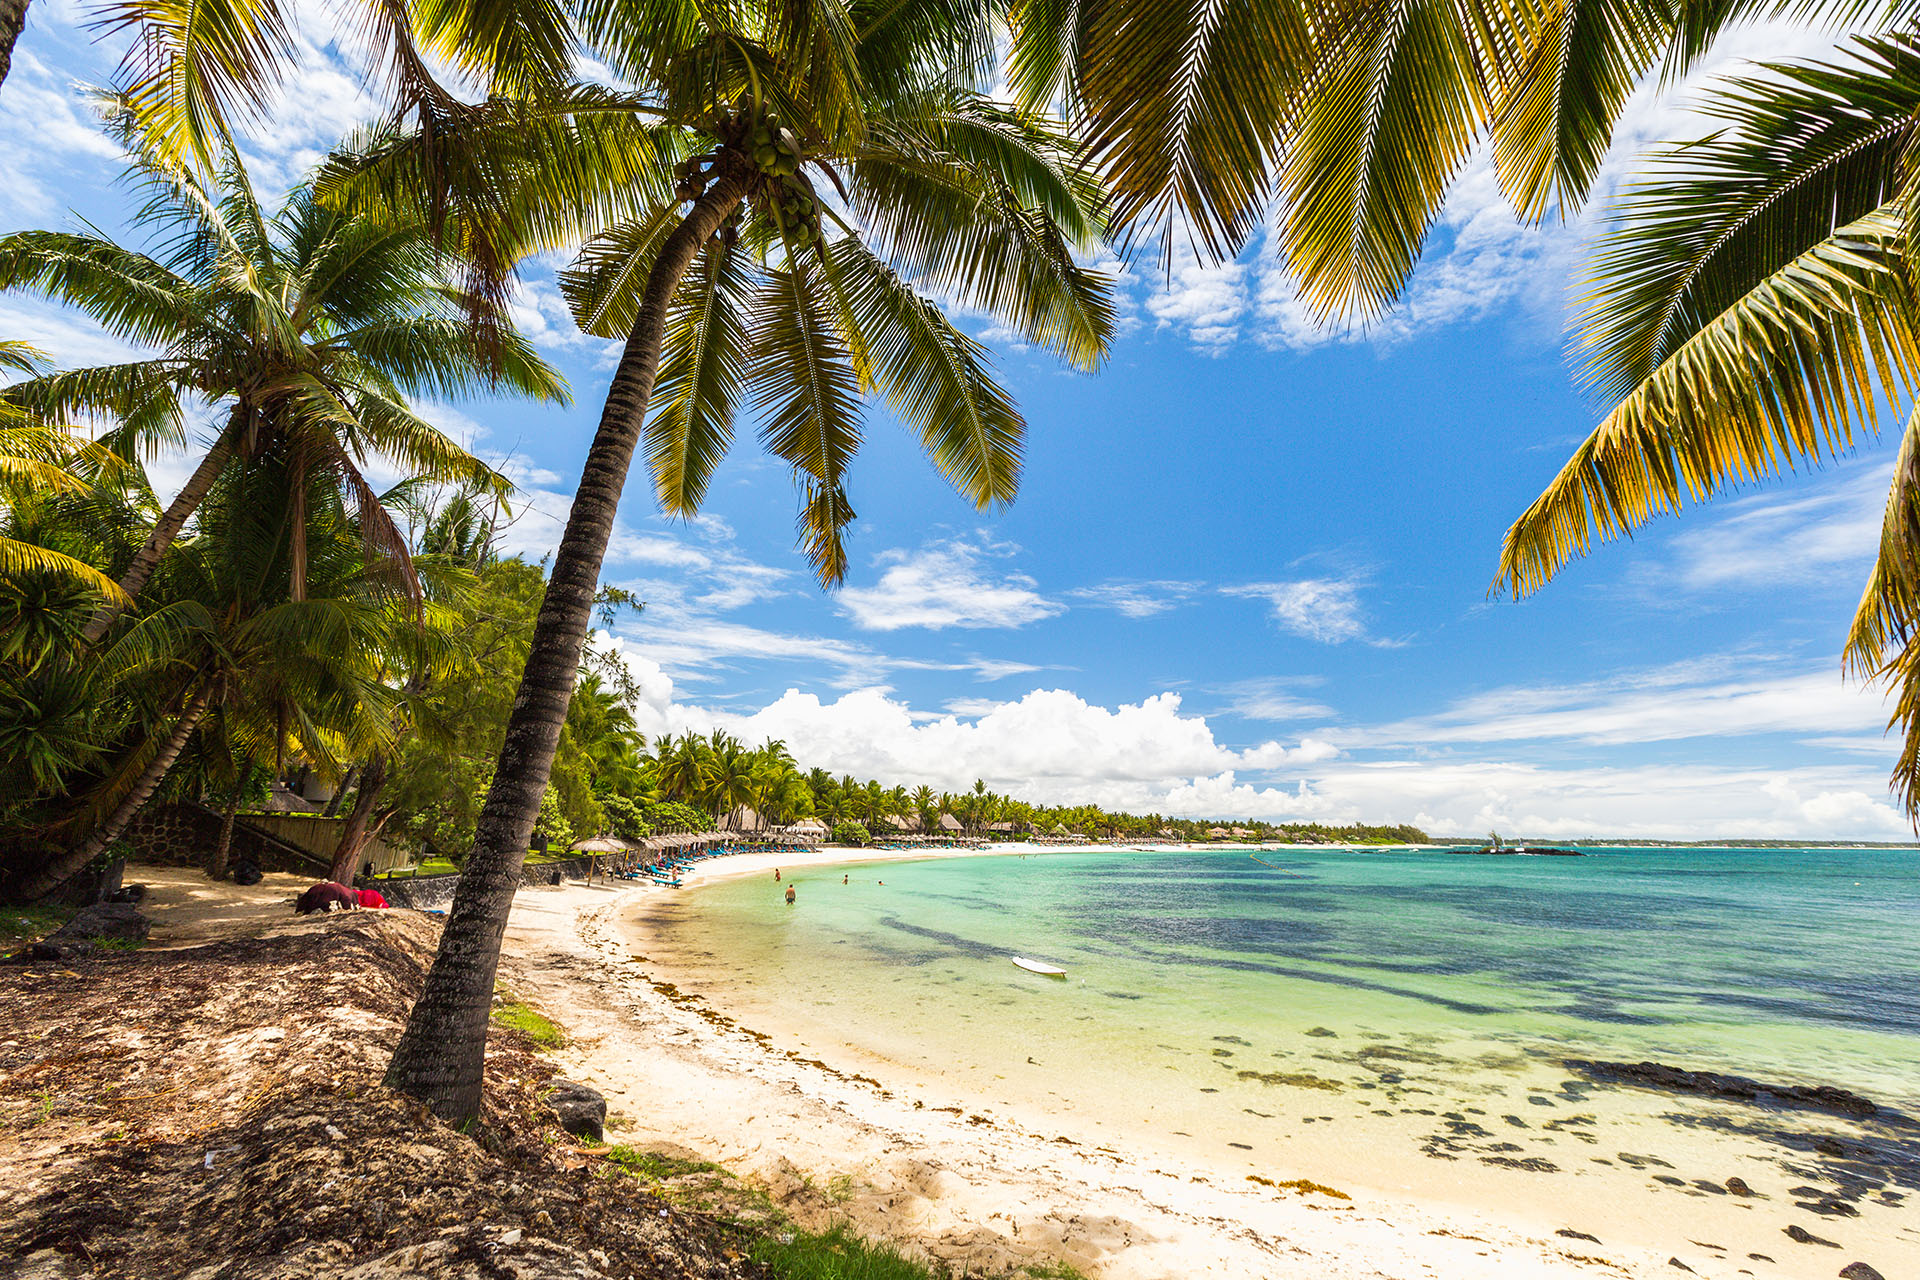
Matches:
[[831, 821, 870, 847]]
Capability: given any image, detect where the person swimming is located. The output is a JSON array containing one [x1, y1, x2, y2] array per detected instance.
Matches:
[[785, 884, 796, 905]]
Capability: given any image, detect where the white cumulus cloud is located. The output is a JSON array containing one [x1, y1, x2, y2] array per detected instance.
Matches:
[[838, 539, 1064, 631]]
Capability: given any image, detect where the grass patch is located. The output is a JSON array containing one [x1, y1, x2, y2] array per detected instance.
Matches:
[[604, 1146, 728, 1182], [750, 1225, 946, 1280], [490, 993, 566, 1049], [0, 905, 76, 948], [1019, 1265, 1089, 1280]]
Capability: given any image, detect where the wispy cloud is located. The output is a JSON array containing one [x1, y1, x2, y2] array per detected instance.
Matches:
[[1223, 576, 1395, 646], [838, 538, 1064, 632], [1659, 465, 1886, 594], [1215, 676, 1336, 722], [1067, 579, 1202, 618], [1349, 656, 1890, 749]]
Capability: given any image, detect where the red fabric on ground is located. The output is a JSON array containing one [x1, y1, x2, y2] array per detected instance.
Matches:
[[293, 882, 359, 914], [355, 888, 389, 909]]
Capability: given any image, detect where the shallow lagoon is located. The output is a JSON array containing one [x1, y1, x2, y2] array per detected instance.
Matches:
[[636, 845, 1920, 1266]]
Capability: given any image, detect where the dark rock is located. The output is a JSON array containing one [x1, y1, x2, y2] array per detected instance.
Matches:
[[14, 940, 96, 962], [231, 861, 263, 886], [1726, 1176, 1754, 1196], [1668, 1259, 1694, 1272], [1556, 1228, 1601, 1243], [544, 1079, 606, 1142], [48, 903, 149, 945], [1798, 1198, 1860, 1218], [104, 883, 147, 904], [1565, 1059, 1878, 1118], [1840, 1264, 1886, 1280], [1785, 1224, 1841, 1248], [1304, 1026, 1337, 1038], [1748, 1255, 1773, 1264], [548, 870, 564, 886]]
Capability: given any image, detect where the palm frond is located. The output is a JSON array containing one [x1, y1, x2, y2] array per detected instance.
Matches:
[[648, 239, 756, 515], [1581, 35, 1920, 404], [1278, 0, 1486, 321], [1849, 406, 1920, 815], [1484, 0, 1672, 222], [94, 0, 298, 169], [823, 237, 1023, 508], [749, 257, 865, 585], [1498, 205, 1915, 598], [1053, 0, 1309, 263], [0, 231, 203, 348]]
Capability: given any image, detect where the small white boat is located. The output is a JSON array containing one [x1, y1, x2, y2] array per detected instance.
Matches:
[[1012, 956, 1067, 978]]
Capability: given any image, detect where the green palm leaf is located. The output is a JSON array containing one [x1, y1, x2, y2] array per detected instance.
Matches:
[[648, 240, 756, 515], [1484, 0, 1672, 223], [1278, 0, 1486, 321], [1497, 204, 1916, 599], [823, 237, 1024, 508], [1580, 36, 1920, 404], [749, 256, 865, 585]]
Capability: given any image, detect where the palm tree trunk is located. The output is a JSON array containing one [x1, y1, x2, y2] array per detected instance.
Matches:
[[384, 168, 750, 1122], [329, 753, 388, 884], [209, 778, 242, 880], [323, 764, 357, 818], [9, 681, 215, 903], [0, 0, 27, 89], [80, 427, 235, 644]]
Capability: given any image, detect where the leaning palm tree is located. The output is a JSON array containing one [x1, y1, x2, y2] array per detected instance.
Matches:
[[377, 0, 1114, 1120], [1496, 35, 1920, 810], [5, 456, 406, 901], [0, 112, 566, 642]]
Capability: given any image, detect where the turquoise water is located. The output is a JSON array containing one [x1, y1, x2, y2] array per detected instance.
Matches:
[[632, 844, 1920, 1261], [648, 845, 1920, 1106]]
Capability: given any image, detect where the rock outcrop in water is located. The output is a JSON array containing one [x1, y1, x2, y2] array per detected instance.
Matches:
[[1565, 1060, 1879, 1117]]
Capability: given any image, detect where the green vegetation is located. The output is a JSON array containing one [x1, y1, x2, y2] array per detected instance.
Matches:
[[604, 1146, 728, 1182], [830, 821, 872, 847], [0, 904, 73, 948], [749, 1226, 948, 1280], [491, 995, 567, 1050]]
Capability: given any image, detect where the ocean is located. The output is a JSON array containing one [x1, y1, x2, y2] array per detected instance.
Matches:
[[632, 844, 1920, 1260]]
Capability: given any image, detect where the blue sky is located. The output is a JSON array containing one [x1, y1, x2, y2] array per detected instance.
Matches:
[[1, 3, 1904, 838]]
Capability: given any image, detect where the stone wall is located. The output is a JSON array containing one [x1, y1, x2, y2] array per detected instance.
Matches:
[[125, 804, 331, 875], [374, 855, 606, 911]]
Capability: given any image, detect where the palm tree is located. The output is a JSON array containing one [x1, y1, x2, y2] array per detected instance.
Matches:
[[706, 732, 756, 826], [0, 116, 565, 642], [1495, 35, 1920, 812], [7, 456, 404, 901], [650, 731, 713, 804], [0, 341, 129, 599]]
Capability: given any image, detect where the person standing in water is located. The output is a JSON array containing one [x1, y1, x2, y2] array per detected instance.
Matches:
[[785, 884, 796, 905], [774, 868, 781, 882]]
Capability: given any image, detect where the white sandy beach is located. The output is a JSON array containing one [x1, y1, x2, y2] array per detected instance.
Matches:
[[490, 844, 1895, 1279]]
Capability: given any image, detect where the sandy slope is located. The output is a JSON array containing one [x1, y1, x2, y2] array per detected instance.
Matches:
[[499, 872, 1701, 1279]]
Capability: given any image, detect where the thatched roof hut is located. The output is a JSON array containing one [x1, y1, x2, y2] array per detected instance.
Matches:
[[939, 813, 964, 832]]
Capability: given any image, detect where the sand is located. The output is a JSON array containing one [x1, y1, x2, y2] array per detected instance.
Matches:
[[111, 853, 1901, 1277], [496, 849, 1741, 1279]]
